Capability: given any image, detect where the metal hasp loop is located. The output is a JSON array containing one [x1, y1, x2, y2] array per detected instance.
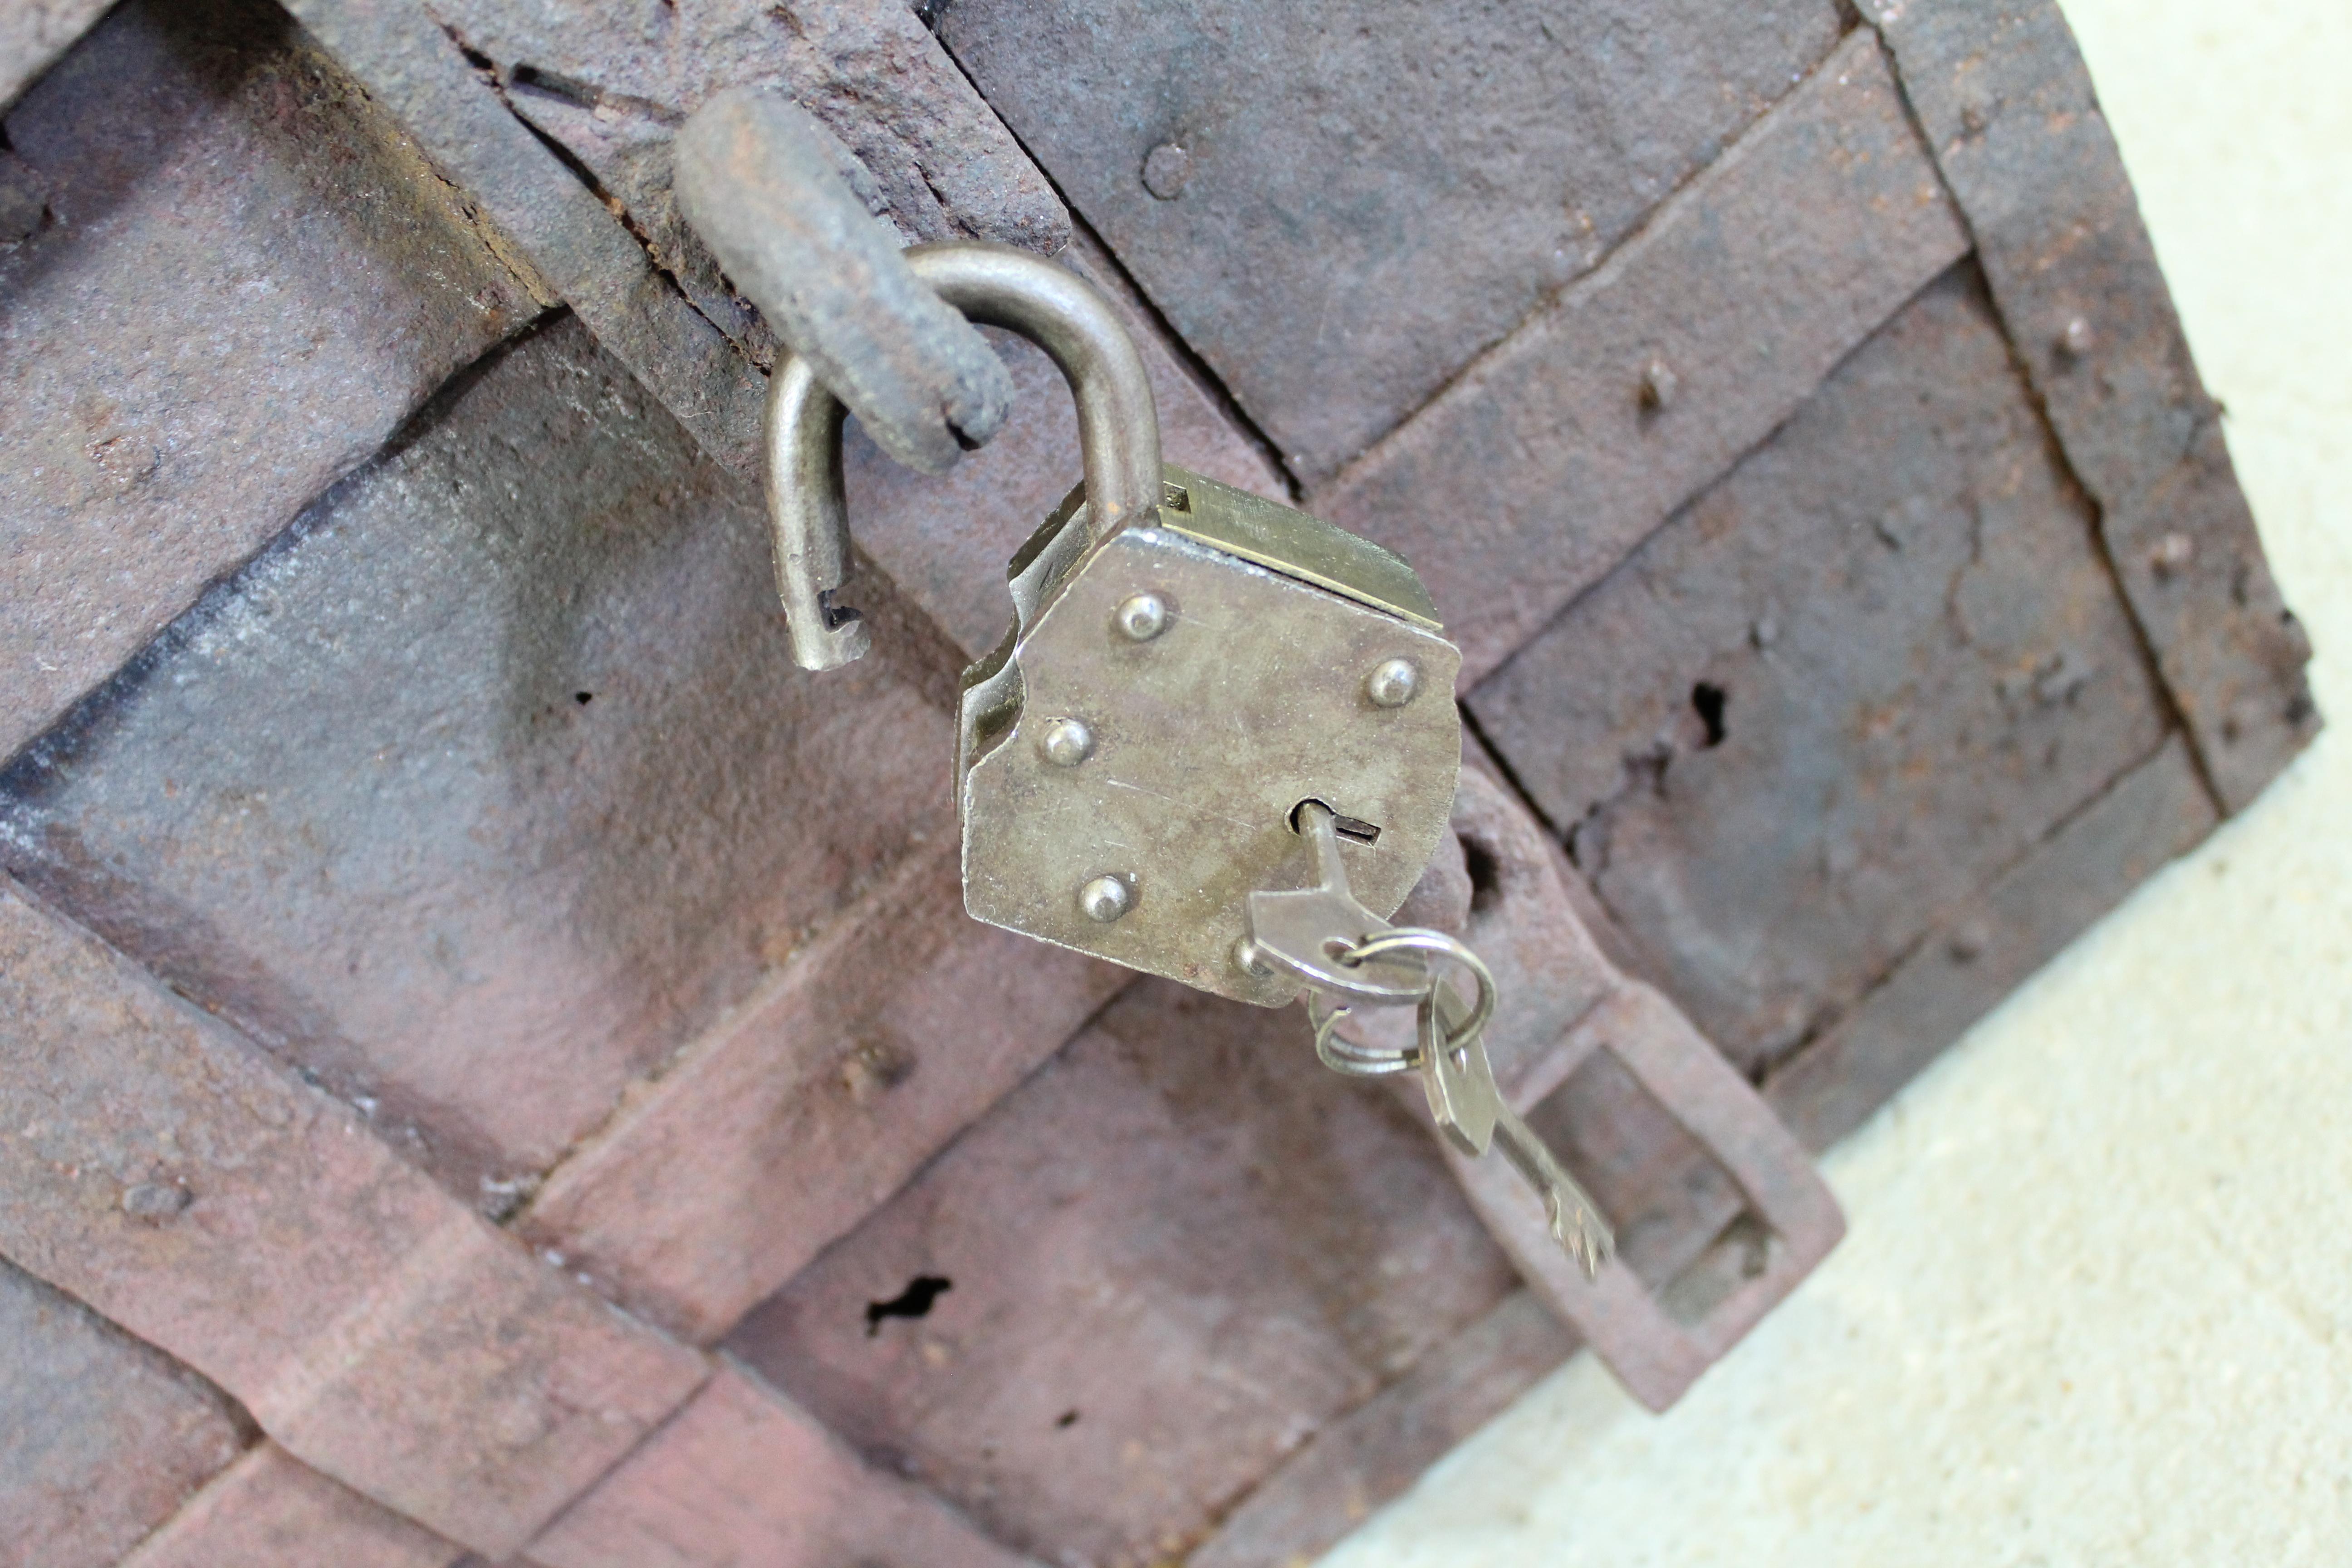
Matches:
[[765, 240, 1163, 671]]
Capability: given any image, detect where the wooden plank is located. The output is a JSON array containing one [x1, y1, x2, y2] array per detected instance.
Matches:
[[1321, 29, 1973, 683], [1861, 0, 2318, 813], [118, 1444, 462, 1568], [937, 0, 1847, 483], [0, 875, 707, 1558], [1471, 265, 2174, 1072]]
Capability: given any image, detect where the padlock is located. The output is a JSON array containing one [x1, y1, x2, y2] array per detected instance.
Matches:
[[766, 241, 1461, 1004]]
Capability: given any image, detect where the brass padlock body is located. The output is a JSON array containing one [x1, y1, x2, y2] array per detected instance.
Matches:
[[958, 466, 1463, 1005]]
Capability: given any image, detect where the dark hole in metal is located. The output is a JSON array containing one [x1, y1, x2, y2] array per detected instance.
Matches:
[[1288, 798, 1382, 845], [1691, 681, 1728, 749], [865, 1274, 952, 1336], [573, 691, 593, 706], [508, 64, 602, 110], [1461, 833, 1503, 917], [816, 588, 864, 631], [1055, 1409, 1080, 1429]]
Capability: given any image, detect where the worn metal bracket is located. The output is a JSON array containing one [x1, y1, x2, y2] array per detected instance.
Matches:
[[1367, 767, 1845, 1411], [1441, 981, 1845, 1412]]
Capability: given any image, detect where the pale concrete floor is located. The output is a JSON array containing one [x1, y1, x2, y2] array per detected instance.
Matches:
[[1323, 2, 2352, 1563]]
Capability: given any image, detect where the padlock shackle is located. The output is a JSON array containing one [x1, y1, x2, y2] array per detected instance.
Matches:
[[765, 240, 1162, 671]]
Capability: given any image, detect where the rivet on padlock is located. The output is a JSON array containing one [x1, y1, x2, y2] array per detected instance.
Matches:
[[764, 242, 1464, 1004]]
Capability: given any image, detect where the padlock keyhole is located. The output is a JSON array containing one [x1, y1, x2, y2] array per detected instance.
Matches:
[[1289, 798, 1383, 846]]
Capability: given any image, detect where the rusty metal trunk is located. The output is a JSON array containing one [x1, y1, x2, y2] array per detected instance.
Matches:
[[0, 2, 2311, 1566]]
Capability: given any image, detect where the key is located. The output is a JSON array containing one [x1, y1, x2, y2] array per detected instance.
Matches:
[[1421, 981, 1615, 1279], [1416, 982, 1498, 1153], [1245, 801, 1431, 1006], [1251, 805, 1613, 1275]]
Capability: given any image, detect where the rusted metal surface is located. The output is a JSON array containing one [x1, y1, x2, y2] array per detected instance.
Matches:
[[0, 0, 112, 107], [444, 0, 1068, 365], [674, 89, 1015, 475], [1441, 762, 1746, 1299], [1439, 768, 1620, 1070], [1318, 762, 1613, 1119], [1766, 732, 2218, 1152], [0, 874, 710, 1556], [0, 318, 963, 1206], [442, 0, 1065, 251], [523, 1365, 1035, 1568], [518, 840, 1126, 1345], [0, 0, 2316, 1558], [1472, 265, 2175, 1073], [0, 147, 42, 242], [848, 230, 1288, 662], [729, 978, 1522, 1565], [1319, 31, 1972, 683], [934, 0, 1846, 484], [118, 1444, 463, 1568], [0, 1259, 250, 1568], [284, 0, 1072, 485], [281, 0, 768, 471], [1168, 765, 1840, 1563], [1863, 0, 2318, 813], [1450, 982, 1844, 1411], [1187, 1291, 1577, 1568], [725, 775, 1838, 1562], [0, 0, 541, 760], [1421, 770, 1843, 1411]]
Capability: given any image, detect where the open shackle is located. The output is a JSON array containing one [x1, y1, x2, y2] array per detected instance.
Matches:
[[765, 241, 1164, 671]]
